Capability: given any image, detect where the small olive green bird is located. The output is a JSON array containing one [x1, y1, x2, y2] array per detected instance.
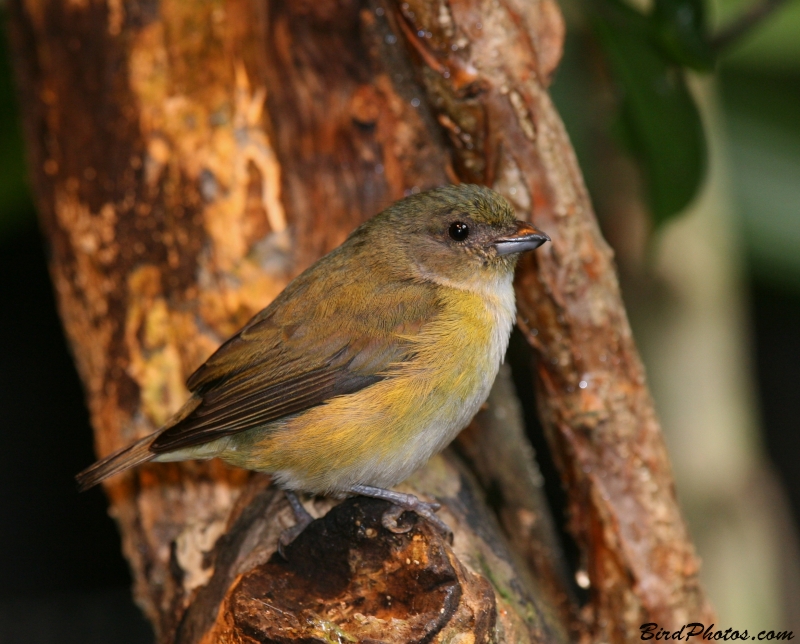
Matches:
[[77, 184, 549, 539]]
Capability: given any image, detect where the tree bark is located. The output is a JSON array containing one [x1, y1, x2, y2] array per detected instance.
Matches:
[[7, 0, 712, 642], [382, 1, 715, 638]]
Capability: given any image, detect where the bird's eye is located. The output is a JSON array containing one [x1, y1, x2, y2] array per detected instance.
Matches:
[[448, 222, 470, 241]]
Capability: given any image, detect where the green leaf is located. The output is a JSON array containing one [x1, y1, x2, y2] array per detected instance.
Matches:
[[652, 0, 715, 71], [588, 0, 707, 227]]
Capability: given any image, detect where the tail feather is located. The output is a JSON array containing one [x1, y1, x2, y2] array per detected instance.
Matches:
[[76, 435, 156, 492]]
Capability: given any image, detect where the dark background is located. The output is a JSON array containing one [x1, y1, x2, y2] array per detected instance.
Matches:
[[1, 4, 798, 642]]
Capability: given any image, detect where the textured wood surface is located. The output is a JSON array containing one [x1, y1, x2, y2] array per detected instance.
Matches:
[[7, 0, 712, 641]]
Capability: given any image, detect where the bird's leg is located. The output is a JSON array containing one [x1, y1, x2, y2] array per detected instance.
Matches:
[[349, 484, 452, 538], [278, 490, 314, 557]]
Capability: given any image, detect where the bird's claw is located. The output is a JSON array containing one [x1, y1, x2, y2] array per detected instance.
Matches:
[[347, 485, 453, 542], [380, 498, 452, 541], [277, 520, 310, 559], [278, 490, 314, 559], [381, 504, 413, 533]]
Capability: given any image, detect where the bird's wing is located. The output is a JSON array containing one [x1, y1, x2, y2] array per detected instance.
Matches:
[[150, 277, 439, 454]]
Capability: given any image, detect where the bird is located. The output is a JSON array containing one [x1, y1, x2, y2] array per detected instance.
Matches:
[[77, 184, 549, 542]]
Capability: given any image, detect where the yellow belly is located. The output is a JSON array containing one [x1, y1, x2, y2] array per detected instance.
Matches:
[[220, 285, 515, 493]]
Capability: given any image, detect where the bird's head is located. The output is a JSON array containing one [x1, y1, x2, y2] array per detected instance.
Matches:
[[362, 184, 550, 290]]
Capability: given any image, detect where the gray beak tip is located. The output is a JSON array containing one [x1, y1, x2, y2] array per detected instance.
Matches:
[[493, 221, 550, 256]]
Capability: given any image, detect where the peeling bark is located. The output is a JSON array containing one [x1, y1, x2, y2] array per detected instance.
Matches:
[[7, 0, 712, 641], [9, 1, 270, 636]]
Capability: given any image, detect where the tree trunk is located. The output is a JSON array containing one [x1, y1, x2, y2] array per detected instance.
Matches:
[[7, 0, 713, 642]]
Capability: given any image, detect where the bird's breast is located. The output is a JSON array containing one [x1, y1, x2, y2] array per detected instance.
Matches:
[[246, 277, 517, 493]]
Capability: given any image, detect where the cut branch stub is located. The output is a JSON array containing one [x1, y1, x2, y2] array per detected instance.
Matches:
[[174, 450, 570, 644], [200, 497, 495, 644]]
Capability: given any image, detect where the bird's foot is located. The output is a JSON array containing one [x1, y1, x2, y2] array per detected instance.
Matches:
[[349, 484, 452, 540], [278, 490, 314, 558]]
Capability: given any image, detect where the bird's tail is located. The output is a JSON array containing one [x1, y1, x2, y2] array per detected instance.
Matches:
[[76, 435, 156, 492]]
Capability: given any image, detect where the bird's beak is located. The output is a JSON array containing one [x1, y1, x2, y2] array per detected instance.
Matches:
[[493, 221, 551, 256]]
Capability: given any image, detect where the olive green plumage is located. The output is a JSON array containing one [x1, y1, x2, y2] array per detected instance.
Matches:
[[77, 184, 549, 501]]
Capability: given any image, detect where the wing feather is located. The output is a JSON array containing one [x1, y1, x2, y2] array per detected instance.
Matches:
[[151, 364, 382, 452], [150, 276, 440, 454]]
